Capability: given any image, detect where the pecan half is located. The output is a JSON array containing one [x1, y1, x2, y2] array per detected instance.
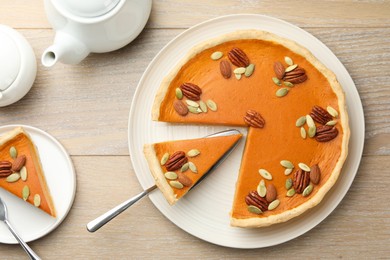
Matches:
[[165, 151, 188, 171], [228, 48, 250, 67], [273, 61, 285, 79], [283, 67, 307, 84], [173, 100, 188, 116], [310, 164, 321, 185], [310, 106, 333, 125], [293, 169, 310, 193], [244, 110, 265, 128], [265, 184, 277, 203], [12, 155, 26, 172], [245, 190, 269, 211], [0, 161, 12, 178], [315, 125, 339, 142], [220, 59, 232, 79], [180, 83, 202, 101]]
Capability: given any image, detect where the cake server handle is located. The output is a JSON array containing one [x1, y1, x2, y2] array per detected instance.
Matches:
[[86, 185, 157, 232]]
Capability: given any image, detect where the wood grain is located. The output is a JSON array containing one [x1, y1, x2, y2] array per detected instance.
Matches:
[[0, 155, 388, 259]]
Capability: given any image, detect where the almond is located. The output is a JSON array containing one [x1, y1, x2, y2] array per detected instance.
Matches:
[[265, 184, 277, 202], [173, 100, 188, 116], [177, 172, 193, 187], [12, 155, 26, 172], [220, 59, 231, 79], [273, 61, 285, 79], [310, 164, 321, 184]]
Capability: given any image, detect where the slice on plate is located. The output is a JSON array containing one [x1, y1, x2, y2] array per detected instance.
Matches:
[[143, 132, 242, 205], [0, 127, 56, 217], [151, 30, 350, 227]]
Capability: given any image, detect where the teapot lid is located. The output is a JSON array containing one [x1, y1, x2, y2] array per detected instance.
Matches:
[[0, 29, 21, 91], [52, 0, 121, 18]]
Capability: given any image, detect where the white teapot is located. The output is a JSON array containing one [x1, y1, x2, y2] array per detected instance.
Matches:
[[41, 0, 152, 67]]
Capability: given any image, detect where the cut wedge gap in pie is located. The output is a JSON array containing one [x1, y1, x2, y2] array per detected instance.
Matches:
[[143, 131, 242, 205], [0, 127, 56, 217]]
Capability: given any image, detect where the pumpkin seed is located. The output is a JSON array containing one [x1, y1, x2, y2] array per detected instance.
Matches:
[[284, 168, 293, 176], [160, 152, 169, 165], [272, 77, 281, 86], [300, 127, 307, 139], [268, 199, 280, 211], [326, 120, 337, 126], [211, 51, 223, 60], [259, 169, 272, 180], [280, 160, 294, 169], [189, 162, 197, 173], [284, 56, 294, 66], [188, 106, 202, 114], [298, 163, 311, 172], [244, 64, 255, 77], [235, 73, 242, 80], [170, 181, 184, 189], [206, 100, 218, 111], [286, 188, 296, 197], [20, 166, 27, 181], [327, 106, 339, 118], [306, 114, 315, 128], [34, 194, 41, 207], [276, 88, 289, 97], [9, 146, 17, 159], [285, 64, 298, 72], [257, 180, 267, 197], [175, 88, 183, 99], [164, 171, 178, 180], [6, 173, 20, 183], [234, 67, 246, 74], [296, 116, 306, 127], [22, 185, 30, 201], [187, 149, 200, 157], [199, 100, 208, 112], [283, 81, 294, 88], [285, 178, 293, 190], [308, 125, 316, 138], [247, 205, 263, 215], [303, 184, 314, 197], [180, 163, 189, 172], [185, 100, 199, 107]]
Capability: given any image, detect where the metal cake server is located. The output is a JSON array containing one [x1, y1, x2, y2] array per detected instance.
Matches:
[[87, 129, 242, 232], [0, 197, 41, 260]]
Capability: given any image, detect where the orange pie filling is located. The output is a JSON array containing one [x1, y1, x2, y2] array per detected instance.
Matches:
[[0, 127, 56, 217], [152, 30, 349, 227]]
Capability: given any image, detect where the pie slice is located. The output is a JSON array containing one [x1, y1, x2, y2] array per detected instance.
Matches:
[[0, 127, 56, 217], [143, 132, 242, 205], [151, 30, 349, 227]]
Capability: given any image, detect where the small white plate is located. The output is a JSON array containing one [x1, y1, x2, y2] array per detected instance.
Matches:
[[128, 14, 364, 248], [0, 125, 76, 244]]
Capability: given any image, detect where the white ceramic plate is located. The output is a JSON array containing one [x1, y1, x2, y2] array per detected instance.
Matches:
[[0, 125, 76, 244], [128, 14, 364, 248]]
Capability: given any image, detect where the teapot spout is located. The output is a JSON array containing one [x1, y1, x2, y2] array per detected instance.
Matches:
[[41, 32, 89, 67]]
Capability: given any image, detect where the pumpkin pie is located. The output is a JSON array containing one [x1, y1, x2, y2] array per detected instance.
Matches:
[[151, 30, 349, 227], [143, 132, 242, 205], [0, 127, 56, 217]]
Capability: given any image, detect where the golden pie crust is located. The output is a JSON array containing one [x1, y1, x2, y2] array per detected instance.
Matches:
[[151, 30, 349, 227]]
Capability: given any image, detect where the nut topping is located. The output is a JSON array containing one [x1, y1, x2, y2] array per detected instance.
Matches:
[[173, 100, 189, 116], [180, 83, 202, 101], [220, 59, 232, 79], [165, 151, 188, 171], [177, 172, 193, 187], [310, 106, 333, 125], [245, 190, 269, 211], [265, 184, 277, 203], [228, 48, 250, 67], [273, 61, 285, 79], [12, 155, 26, 172], [0, 161, 12, 177], [283, 67, 307, 84], [293, 169, 310, 194], [244, 110, 265, 128], [310, 164, 321, 184], [315, 125, 339, 142]]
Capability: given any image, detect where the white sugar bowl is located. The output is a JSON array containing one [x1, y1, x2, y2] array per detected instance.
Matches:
[[0, 25, 37, 107]]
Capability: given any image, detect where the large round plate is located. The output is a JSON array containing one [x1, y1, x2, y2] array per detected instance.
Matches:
[[128, 14, 364, 248], [0, 125, 76, 244]]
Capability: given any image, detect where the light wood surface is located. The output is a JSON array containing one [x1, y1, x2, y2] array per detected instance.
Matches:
[[1, 1, 390, 259]]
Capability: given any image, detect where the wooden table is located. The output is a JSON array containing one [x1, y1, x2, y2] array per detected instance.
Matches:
[[1, 1, 389, 258]]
